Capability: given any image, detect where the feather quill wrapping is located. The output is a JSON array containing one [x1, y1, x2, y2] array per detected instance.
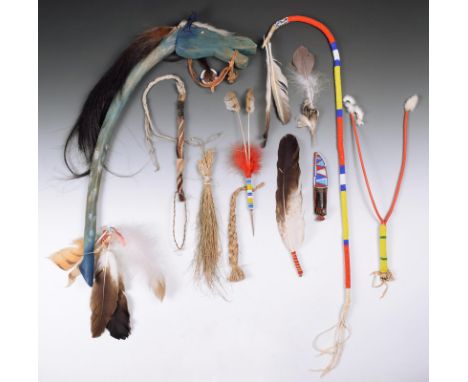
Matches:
[[275, 134, 305, 276], [90, 247, 130, 339], [263, 42, 291, 147]]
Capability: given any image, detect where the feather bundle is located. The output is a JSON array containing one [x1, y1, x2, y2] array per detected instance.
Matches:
[[291, 46, 321, 143], [275, 134, 305, 276], [51, 226, 166, 339], [90, 246, 130, 339], [263, 42, 291, 147]]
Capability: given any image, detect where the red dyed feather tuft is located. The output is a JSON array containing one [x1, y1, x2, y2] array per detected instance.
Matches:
[[231, 144, 262, 177]]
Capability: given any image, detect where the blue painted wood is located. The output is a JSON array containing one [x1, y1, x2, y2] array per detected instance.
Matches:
[[176, 25, 256, 68], [80, 23, 257, 286]]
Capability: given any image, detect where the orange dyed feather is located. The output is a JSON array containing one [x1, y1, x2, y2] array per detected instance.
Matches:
[[231, 144, 262, 178]]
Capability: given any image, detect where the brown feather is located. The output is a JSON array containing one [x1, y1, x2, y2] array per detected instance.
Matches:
[[152, 278, 166, 301], [49, 239, 83, 271], [292, 46, 315, 77], [90, 250, 120, 338], [276, 134, 301, 221], [106, 279, 131, 340], [275, 134, 304, 254]]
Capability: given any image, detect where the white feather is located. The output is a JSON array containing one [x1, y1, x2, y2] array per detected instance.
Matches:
[[111, 225, 165, 300], [97, 247, 119, 283], [278, 187, 304, 251], [290, 70, 321, 108], [404, 94, 419, 112], [265, 42, 291, 124]]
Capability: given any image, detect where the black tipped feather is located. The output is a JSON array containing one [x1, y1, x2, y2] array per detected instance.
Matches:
[[106, 281, 131, 340], [64, 26, 174, 176]]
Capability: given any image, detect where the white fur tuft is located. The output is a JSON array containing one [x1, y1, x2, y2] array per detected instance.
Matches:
[[343, 95, 356, 107], [343, 94, 364, 125], [404, 95, 419, 112]]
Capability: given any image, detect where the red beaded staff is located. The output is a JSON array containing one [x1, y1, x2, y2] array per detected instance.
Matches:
[[263, 16, 351, 375]]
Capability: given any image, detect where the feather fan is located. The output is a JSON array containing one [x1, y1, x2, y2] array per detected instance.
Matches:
[[90, 246, 130, 339], [263, 42, 291, 147], [275, 134, 305, 276]]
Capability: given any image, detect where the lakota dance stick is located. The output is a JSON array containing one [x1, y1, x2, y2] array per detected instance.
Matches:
[[67, 21, 256, 286], [344, 94, 418, 298], [263, 16, 350, 375]]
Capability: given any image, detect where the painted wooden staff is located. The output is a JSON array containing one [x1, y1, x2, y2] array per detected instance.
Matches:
[[65, 20, 256, 286], [263, 16, 351, 375]]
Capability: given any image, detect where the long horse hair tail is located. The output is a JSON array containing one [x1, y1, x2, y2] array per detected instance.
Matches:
[[63, 26, 175, 176]]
